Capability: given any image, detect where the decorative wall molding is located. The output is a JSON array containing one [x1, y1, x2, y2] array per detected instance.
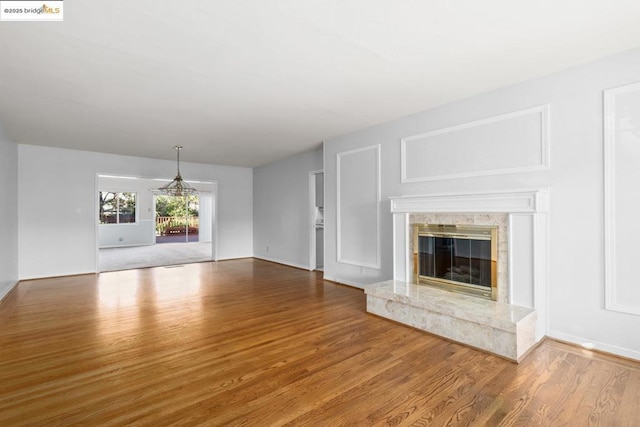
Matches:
[[390, 188, 550, 214], [400, 105, 550, 182], [336, 145, 381, 269], [604, 81, 640, 316]]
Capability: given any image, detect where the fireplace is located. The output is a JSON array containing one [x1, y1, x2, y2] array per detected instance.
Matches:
[[413, 224, 497, 300], [365, 189, 549, 362]]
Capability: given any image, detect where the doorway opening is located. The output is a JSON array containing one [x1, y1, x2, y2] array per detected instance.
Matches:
[[309, 170, 324, 272], [155, 194, 200, 243], [96, 174, 216, 272]]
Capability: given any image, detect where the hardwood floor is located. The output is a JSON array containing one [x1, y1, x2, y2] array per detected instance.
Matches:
[[0, 259, 638, 426]]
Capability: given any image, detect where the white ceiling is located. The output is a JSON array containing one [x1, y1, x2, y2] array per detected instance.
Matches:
[[1, 1, 640, 167]]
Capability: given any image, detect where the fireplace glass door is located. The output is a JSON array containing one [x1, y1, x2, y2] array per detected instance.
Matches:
[[413, 224, 497, 300], [419, 236, 491, 286]]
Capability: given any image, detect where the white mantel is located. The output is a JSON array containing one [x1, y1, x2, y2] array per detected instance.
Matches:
[[366, 189, 550, 361]]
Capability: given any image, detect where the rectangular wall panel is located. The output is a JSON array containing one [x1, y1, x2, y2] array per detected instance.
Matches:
[[401, 105, 549, 182], [605, 82, 640, 316], [337, 145, 380, 269]]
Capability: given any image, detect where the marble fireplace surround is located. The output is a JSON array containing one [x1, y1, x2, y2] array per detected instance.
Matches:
[[366, 189, 549, 362]]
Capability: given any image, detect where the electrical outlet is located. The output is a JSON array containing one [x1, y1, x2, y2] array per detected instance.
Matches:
[[266, 245, 269, 253]]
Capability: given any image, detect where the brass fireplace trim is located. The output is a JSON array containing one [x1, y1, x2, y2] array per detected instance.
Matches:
[[412, 224, 498, 301]]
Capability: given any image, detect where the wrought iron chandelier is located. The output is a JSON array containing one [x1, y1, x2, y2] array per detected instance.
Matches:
[[158, 146, 197, 197]]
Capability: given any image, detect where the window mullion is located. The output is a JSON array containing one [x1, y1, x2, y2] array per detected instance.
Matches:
[[116, 192, 120, 224]]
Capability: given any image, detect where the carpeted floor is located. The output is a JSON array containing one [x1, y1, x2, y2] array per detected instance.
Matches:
[[99, 242, 213, 272]]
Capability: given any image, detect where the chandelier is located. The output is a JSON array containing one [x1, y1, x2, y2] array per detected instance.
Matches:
[[158, 146, 197, 197]]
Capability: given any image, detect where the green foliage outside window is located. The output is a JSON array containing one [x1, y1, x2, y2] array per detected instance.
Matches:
[[155, 195, 199, 235], [99, 192, 137, 224], [155, 195, 199, 218]]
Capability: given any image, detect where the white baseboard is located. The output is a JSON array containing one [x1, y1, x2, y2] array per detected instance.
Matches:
[[322, 274, 366, 289], [547, 329, 640, 361], [253, 256, 310, 271], [98, 242, 155, 249], [0, 280, 18, 303], [20, 270, 96, 281], [214, 256, 252, 262]]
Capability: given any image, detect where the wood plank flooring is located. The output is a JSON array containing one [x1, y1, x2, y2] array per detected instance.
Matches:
[[0, 259, 639, 426]]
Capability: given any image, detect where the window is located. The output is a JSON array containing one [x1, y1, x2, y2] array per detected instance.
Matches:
[[99, 192, 137, 224]]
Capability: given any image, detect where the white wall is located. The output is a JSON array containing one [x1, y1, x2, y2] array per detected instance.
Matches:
[[18, 145, 253, 278], [0, 127, 18, 300], [99, 222, 155, 247], [199, 192, 213, 243], [253, 147, 322, 269], [323, 47, 640, 359]]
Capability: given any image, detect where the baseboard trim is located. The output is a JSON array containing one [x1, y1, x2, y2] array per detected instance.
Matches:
[[253, 256, 309, 271], [547, 330, 640, 362], [19, 271, 97, 281], [98, 243, 155, 249], [214, 256, 251, 262], [322, 275, 366, 289], [0, 280, 19, 305]]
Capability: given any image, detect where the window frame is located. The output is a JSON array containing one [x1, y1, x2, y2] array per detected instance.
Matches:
[[98, 191, 138, 225]]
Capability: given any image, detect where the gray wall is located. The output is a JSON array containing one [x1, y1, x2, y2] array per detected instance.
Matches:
[[323, 47, 640, 359], [18, 145, 253, 279], [253, 147, 322, 269], [0, 127, 18, 300]]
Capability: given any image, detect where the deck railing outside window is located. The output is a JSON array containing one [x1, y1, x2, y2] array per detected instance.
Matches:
[[155, 216, 199, 236]]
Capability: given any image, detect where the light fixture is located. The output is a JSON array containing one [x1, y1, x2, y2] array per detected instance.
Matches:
[[158, 146, 197, 197]]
